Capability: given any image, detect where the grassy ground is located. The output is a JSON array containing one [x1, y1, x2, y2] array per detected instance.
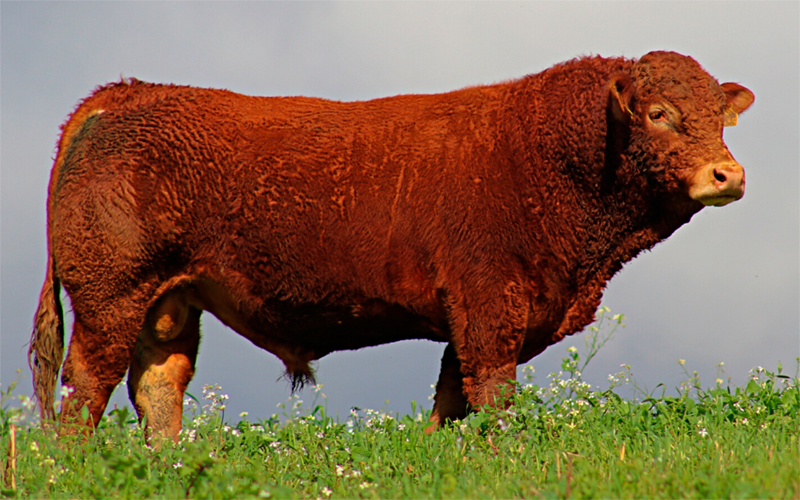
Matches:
[[2, 313, 798, 498]]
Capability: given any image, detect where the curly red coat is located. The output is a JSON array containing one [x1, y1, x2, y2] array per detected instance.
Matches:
[[30, 51, 754, 440]]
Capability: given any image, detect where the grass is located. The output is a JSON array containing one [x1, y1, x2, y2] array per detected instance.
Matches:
[[1, 310, 798, 499]]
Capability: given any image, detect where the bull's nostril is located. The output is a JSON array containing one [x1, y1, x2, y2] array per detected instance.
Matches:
[[714, 170, 727, 183]]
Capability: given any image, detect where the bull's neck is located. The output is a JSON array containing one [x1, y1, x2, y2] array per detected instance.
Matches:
[[499, 77, 699, 338]]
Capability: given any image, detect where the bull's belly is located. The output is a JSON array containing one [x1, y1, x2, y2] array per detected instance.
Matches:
[[223, 298, 451, 383], [257, 299, 449, 355], [150, 275, 448, 378]]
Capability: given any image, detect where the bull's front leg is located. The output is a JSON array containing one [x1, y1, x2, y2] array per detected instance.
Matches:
[[426, 343, 469, 433], [427, 279, 529, 431]]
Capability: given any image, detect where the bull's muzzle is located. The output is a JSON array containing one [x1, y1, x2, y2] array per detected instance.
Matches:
[[689, 161, 745, 207]]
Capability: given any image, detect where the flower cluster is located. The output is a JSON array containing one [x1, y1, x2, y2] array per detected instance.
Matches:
[[179, 384, 232, 443]]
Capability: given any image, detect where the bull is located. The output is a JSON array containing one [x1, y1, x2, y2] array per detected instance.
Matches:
[[30, 51, 754, 440]]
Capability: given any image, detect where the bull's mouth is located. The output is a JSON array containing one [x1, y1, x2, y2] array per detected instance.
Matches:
[[700, 194, 740, 207], [691, 187, 744, 207]]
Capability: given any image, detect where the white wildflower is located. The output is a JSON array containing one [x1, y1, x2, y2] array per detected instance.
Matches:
[[497, 418, 508, 431], [19, 395, 35, 411], [320, 486, 332, 497], [698, 428, 708, 437]]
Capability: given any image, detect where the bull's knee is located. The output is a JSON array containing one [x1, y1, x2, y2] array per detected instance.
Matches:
[[462, 362, 517, 409]]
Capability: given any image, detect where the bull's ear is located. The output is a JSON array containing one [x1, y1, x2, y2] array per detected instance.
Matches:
[[721, 83, 754, 127], [608, 74, 635, 123], [721, 82, 755, 114]]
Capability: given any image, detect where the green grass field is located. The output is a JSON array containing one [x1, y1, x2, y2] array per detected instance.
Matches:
[[2, 313, 798, 498]]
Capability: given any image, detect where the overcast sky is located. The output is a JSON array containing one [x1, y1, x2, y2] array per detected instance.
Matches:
[[2, 1, 798, 422]]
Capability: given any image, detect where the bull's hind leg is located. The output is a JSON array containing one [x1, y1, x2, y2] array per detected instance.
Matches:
[[426, 343, 469, 434], [59, 309, 142, 434], [128, 290, 200, 443]]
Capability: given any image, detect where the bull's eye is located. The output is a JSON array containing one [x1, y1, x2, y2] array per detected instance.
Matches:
[[649, 109, 669, 123]]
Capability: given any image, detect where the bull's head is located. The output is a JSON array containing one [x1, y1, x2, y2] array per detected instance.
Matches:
[[609, 51, 754, 208]]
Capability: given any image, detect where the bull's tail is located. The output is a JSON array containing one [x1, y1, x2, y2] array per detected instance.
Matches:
[[29, 250, 64, 421]]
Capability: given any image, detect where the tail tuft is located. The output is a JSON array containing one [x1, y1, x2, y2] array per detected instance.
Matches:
[[28, 255, 64, 421]]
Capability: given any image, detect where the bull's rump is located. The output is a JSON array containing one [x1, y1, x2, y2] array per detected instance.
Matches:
[[51, 81, 512, 355]]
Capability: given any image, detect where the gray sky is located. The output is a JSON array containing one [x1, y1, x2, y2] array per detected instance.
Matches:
[[2, 1, 798, 422]]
